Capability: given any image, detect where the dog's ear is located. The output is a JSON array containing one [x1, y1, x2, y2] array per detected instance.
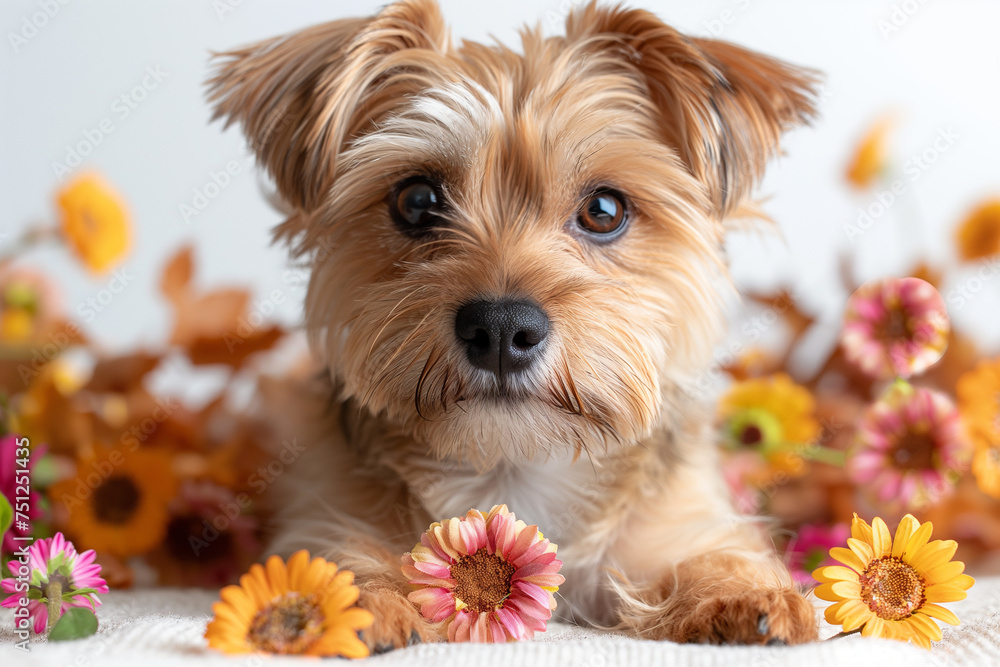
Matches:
[[208, 0, 450, 212], [566, 3, 818, 217]]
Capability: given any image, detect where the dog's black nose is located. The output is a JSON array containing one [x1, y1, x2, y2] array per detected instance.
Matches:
[[455, 300, 549, 378]]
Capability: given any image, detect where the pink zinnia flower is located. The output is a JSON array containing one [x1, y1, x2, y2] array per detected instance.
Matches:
[[841, 277, 949, 380], [849, 387, 970, 509], [785, 523, 850, 587], [1, 532, 109, 634], [0, 435, 44, 558], [402, 504, 564, 643]]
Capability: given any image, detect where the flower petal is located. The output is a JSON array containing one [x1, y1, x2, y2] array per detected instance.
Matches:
[[911, 540, 958, 571], [848, 537, 875, 563], [925, 584, 968, 603], [829, 547, 867, 573], [920, 603, 960, 626], [814, 566, 861, 583], [871, 517, 892, 558], [923, 560, 965, 587], [892, 515, 920, 558], [902, 521, 934, 562]]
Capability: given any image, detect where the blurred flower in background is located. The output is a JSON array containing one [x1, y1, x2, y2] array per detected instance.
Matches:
[[955, 199, 1000, 263], [841, 277, 950, 381], [849, 386, 969, 509], [957, 358, 1000, 498], [719, 373, 820, 481], [845, 115, 894, 189], [50, 444, 178, 558], [786, 523, 850, 587], [56, 173, 131, 275]]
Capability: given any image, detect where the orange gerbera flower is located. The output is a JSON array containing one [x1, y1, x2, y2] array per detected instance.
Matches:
[[955, 198, 1000, 262], [50, 445, 177, 557], [56, 172, 131, 274], [815, 514, 973, 649], [205, 551, 373, 657], [846, 116, 893, 188], [957, 357, 1000, 497]]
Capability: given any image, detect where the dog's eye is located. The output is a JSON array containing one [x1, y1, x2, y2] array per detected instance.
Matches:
[[577, 189, 628, 237], [390, 177, 445, 232]]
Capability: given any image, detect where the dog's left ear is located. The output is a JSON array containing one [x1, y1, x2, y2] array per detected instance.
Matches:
[[566, 4, 818, 217]]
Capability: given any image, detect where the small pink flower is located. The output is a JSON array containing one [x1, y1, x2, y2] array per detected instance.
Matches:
[[786, 523, 850, 587], [0, 435, 45, 558], [849, 387, 970, 509], [402, 504, 564, 643], [1, 532, 109, 634], [841, 277, 949, 380]]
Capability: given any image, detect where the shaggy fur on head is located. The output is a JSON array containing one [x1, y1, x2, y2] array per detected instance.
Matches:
[[210, 0, 820, 648]]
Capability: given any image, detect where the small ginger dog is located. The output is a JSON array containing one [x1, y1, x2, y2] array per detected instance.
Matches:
[[209, 0, 820, 649]]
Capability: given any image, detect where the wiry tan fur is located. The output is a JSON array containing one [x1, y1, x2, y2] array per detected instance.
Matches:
[[209, 0, 820, 649]]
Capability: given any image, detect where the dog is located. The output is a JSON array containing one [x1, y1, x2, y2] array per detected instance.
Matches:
[[209, 0, 820, 649]]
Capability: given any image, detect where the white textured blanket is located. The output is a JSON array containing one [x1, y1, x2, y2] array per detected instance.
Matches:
[[2, 579, 998, 667]]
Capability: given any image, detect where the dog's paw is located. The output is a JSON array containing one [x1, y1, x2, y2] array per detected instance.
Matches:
[[666, 588, 817, 645], [357, 583, 442, 653]]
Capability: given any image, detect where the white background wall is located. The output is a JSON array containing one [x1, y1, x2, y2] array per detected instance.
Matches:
[[3, 1, 999, 361]]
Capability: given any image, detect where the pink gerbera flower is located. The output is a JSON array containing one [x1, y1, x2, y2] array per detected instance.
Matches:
[[1, 532, 109, 634], [402, 504, 564, 643], [841, 277, 949, 380], [849, 387, 970, 509], [785, 523, 850, 587]]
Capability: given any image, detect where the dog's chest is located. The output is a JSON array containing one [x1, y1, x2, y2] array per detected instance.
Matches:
[[407, 454, 601, 544]]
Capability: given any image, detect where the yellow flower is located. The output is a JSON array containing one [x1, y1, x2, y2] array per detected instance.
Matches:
[[955, 199, 1000, 262], [0, 268, 59, 343], [846, 116, 893, 188], [50, 445, 178, 557], [56, 172, 131, 274], [719, 373, 820, 474], [205, 551, 373, 657], [814, 513, 974, 649], [957, 358, 1000, 497]]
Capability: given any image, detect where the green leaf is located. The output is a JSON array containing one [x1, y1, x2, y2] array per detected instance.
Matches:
[[48, 608, 99, 642], [62, 588, 100, 601], [49, 552, 66, 573], [0, 492, 11, 542]]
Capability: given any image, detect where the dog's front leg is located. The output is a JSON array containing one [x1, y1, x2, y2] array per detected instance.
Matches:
[[308, 537, 444, 652], [617, 550, 818, 645]]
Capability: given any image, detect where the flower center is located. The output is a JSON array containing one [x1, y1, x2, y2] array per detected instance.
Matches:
[[247, 592, 325, 654], [451, 548, 516, 613], [93, 475, 142, 524], [890, 428, 937, 470], [877, 306, 913, 343], [740, 424, 764, 446], [726, 408, 784, 454], [859, 556, 925, 621]]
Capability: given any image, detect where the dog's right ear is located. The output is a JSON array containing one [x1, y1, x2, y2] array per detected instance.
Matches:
[[208, 0, 450, 212]]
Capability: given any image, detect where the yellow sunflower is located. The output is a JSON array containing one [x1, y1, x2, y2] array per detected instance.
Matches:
[[51, 444, 178, 557], [955, 198, 1000, 262], [205, 551, 373, 657], [56, 172, 131, 274], [956, 358, 1000, 498], [814, 513, 974, 649], [846, 115, 893, 189], [718, 373, 820, 475]]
